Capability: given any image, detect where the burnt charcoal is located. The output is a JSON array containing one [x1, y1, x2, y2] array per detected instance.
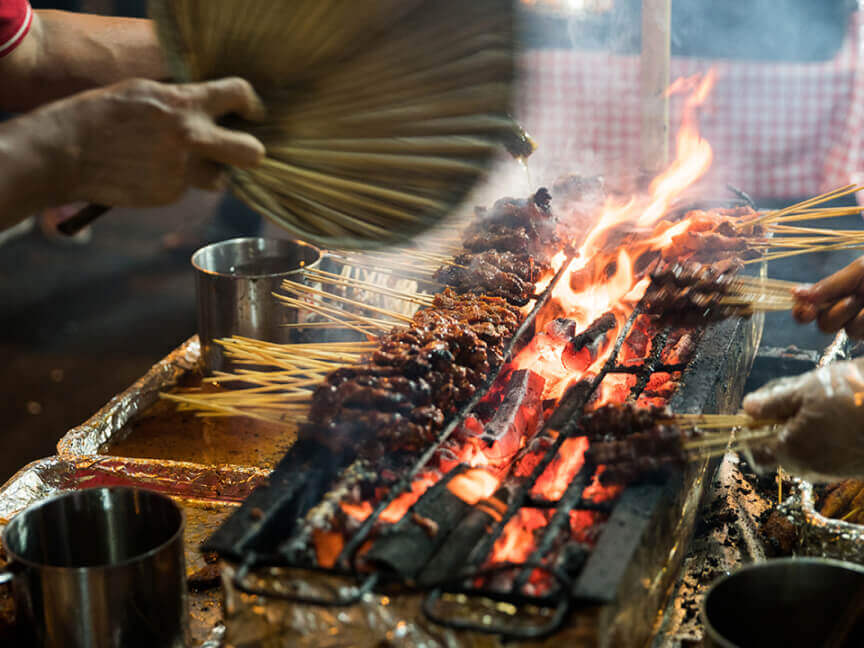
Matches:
[[557, 542, 590, 577], [545, 317, 578, 343], [365, 488, 471, 580], [544, 380, 596, 431], [570, 313, 618, 352], [418, 491, 510, 586], [478, 369, 546, 461]]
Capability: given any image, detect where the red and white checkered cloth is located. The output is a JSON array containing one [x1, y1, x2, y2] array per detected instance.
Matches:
[[516, 11, 864, 199]]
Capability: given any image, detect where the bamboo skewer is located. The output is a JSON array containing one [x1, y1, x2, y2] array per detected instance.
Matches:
[[754, 184, 864, 225], [280, 279, 414, 323]]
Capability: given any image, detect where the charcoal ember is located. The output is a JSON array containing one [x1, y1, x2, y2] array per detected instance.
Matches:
[[621, 317, 654, 363], [544, 317, 578, 343], [419, 488, 512, 586], [366, 488, 471, 580], [579, 403, 672, 440], [570, 313, 618, 351], [562, 312, 618, 372], [661, 330, 697, 365], [477, 369, 545, 462]]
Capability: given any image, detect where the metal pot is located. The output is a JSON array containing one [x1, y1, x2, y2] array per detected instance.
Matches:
[[0, 487, 188, 648], [702, 557, 864, 647], [192, 237, 322, 372]]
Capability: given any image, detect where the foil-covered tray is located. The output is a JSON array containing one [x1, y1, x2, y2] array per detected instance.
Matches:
[[786, 479, 864, 564], [57, 335, 297, 470], [0, 336, 282, 646], [58, 336, 202, 457], [0, 455, 265, 645]]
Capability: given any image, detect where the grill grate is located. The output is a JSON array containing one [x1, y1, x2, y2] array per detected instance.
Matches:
[[215, 301, 712, 637]]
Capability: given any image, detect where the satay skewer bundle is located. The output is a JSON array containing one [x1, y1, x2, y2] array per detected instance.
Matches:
[[582, 406, 781, 484]]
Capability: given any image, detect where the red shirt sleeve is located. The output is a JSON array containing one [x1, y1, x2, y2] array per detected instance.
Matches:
[[0, 0, 32, 58]]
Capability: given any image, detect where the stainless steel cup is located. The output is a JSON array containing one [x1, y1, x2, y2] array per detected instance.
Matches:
[[702, 557, 864, 647], [0, 487, 187, 648], [192, 237, 322, 373]]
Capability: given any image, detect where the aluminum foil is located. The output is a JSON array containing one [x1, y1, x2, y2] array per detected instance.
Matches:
[[785, 479, 864, 564], [57, 335, 201, 456]]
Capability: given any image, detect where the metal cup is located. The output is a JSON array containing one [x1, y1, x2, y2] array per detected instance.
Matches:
[[192, 237, 322, 373], [0, 487, 187, 648], [702, 557, 864, 647]]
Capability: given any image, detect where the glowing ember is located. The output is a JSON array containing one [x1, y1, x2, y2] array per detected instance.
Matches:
[[591, 373, 637, 409], [531, 436, 589, 501], [380, 474, 439, 524], [341, 500, 374, 522], [491, 509, 550, 564], [447, 469, 499, 505], [313, 529, 344, 568]]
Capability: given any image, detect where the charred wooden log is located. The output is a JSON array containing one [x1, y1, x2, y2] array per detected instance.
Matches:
[[479, 369, 545, 462]]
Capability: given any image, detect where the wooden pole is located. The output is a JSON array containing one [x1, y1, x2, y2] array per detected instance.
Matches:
[[640, 0, 672, 175]]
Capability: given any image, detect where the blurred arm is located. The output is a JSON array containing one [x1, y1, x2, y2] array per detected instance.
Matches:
[[0, 10, 167, 112]]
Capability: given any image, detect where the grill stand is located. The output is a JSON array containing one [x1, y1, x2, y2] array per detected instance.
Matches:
[[218, 312, 763, 647]]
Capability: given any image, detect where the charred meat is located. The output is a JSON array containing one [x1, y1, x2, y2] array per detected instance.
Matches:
[[434, 188, 558, 304], [304, 289, 522, 455], [582, 403, 686, 485], [642, 259, 752, 326]]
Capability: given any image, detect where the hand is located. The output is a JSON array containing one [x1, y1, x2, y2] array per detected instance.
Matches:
[[742, 359, 864, 481], [793, 257, 864, 338], [36, 77, 266, 207]]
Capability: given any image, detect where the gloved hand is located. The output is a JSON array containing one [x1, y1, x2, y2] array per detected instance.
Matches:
[[794, 258, 864, 339], [742, 358, 864, 482]]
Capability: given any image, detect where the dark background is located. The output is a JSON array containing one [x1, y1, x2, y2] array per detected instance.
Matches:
[[0, 1, 861, 481]]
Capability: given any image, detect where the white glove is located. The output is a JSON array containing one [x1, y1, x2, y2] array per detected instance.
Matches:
[[742, 358, 864, 482]]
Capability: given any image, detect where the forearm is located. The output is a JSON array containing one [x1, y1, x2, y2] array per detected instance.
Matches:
[[0, 109, 68, 229], [0, 10, 167, 112]]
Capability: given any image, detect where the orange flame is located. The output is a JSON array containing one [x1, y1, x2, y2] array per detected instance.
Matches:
[[341, 72, 722, 547]]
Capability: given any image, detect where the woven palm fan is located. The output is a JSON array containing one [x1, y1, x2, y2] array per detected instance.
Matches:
[[149, 0, 517, 249]]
